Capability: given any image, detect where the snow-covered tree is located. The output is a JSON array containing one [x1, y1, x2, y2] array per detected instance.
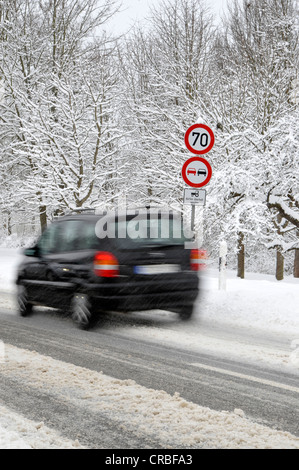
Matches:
[[0, 0, 120, 232], [118, 0, 214, 210], [205, 0, 299, 278]]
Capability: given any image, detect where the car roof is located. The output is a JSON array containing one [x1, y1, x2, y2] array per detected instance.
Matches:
[[54, 206, 181, 223]]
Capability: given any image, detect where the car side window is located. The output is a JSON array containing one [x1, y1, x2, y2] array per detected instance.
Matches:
[[38, 224, 60, 255], [78, 222, 99, 250], [56, 220, 82, 253], [38, 220, 99, 255]]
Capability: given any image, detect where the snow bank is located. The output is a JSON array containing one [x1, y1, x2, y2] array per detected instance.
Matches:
[[200, 268, 299, 335], [0, 248, 22, 292], [0, 404, 84, 449]]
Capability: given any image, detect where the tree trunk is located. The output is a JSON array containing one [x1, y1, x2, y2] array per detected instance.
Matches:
[[276, 249, 284, 281], [4, 213, 12, 236], [294, 249, 299, 278], [237, 231, 245, 279], [39, 205, 47, 233], [237, 232, 245, 279]]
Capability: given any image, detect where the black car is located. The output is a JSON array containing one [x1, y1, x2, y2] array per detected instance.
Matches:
[[16, 208, 200, 329]]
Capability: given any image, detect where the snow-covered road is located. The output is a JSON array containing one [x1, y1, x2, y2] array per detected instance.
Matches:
[[0, 248, 299, 449]]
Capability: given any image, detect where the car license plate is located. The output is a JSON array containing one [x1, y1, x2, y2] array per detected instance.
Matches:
[[134, 264, 180, 275]]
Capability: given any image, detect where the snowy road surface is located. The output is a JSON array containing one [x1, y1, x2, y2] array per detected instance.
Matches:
[[0, 248, 299, 449]]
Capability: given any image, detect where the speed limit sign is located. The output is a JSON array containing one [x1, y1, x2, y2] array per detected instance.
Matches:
[[184, 123, 215, 155]]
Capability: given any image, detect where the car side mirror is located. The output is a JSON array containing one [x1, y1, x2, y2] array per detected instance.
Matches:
[[24, 246, 39, 257]]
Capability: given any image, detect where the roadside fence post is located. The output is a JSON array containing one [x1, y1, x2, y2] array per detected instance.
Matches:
[[218, 241, 227, 290]]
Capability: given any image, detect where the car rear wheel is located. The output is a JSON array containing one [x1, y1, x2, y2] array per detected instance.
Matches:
[[178, 305, 194, 321], [17, 284, 33, 317], [71, 293, 94, 329]]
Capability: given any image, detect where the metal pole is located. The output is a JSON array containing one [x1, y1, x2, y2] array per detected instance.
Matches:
[[191, 204, 195, 234]]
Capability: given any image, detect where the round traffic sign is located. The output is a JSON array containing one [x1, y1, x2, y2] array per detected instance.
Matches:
[[184, 123, 215, 155], [182, 157, 212, 188]]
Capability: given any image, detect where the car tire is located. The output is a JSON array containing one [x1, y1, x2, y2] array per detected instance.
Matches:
[[178, 305, 194, 321], [17, 284, 33, 317], [71, 293, 94, 329]]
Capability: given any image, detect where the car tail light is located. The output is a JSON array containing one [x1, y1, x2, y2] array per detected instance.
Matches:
[[94, 251, 119, 278], [190, 249, 208, 271]]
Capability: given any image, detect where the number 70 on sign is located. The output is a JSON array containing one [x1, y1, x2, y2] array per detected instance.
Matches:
[[184, 123, 215, 155]]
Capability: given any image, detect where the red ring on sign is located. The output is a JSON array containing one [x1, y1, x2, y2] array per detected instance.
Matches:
[[184, 124, 215, 155], [182, 157, 212, 188]]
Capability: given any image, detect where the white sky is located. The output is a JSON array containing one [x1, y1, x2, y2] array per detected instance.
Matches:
[[107, 0, 229, 34]]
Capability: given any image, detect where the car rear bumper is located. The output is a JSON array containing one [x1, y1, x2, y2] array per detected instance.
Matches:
[[86, 274, 199, 313], [91, 289, 199, 312]]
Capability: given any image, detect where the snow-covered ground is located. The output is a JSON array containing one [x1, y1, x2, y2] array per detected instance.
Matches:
[[0, 248, 298, 449]]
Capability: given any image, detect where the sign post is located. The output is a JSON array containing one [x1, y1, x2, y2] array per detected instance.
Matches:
[[183, 123, 214, 244], [182, 156, 211, 243]]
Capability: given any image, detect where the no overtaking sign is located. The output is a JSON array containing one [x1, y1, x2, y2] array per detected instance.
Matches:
[[182, 156, 212, 188]]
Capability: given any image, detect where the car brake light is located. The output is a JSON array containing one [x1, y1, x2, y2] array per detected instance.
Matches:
[[94, 251, 119, 278], [190, 249, 208, 271]]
